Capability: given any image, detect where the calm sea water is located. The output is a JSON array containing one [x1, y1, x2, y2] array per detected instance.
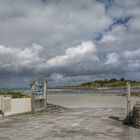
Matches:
[[47, 87, 140, 95], [1, 87, 140, 95]]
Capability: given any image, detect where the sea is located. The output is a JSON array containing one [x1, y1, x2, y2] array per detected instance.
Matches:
[[1, 87, 140, 95]]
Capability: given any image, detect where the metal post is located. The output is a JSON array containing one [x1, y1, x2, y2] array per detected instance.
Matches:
[[43, 81, 47, 111], [31, 85, 35, 114], [127, 82, 131, 116], [43, 81, 47, 100]]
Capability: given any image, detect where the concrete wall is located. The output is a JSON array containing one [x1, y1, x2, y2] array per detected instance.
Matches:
[[0, 96, 4, 111], [5, 98, 31, 116]]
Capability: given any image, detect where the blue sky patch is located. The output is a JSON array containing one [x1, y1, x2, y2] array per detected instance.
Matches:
[[97, 0, 115, 11], [92, 32, 103, 42], [108, 16, 132, 31]]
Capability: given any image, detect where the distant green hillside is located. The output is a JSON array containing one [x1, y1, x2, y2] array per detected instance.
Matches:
[[61, 78, 140, 89]]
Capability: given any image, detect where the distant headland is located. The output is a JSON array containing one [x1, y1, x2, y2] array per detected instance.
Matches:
[[59, 78, 140, 89]]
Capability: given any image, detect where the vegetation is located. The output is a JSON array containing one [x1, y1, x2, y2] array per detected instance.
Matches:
[[131, 91, 140, 97], [0, 91, 29, 98], [61, 78, 140, 89]]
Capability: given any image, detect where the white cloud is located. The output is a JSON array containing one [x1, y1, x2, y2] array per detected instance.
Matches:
[[0, 0, 140, 87], [101, 35, 118, 42], [0, 0, 112, 48], [50, 73, 64, 82], [130, 17, 140, 30], [0, 44, 44, 71], [123, 49, 140, 59], [46, 41, 98, 68], [105, 52, 119, 65]]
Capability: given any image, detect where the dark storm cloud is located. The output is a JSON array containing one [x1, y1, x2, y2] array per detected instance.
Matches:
[[0, 0, 140, 87]]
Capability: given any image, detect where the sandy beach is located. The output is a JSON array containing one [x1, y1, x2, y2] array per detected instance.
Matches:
[[48, 94, 140, 109]]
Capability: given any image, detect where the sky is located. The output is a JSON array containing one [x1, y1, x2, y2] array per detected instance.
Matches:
[[0, 0, 140, 88]]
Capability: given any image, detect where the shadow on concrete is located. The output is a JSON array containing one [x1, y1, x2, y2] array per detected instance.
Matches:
[[109, 116, 124, 122], [109, 116, 133, 128], [109, 116, 138, 128]]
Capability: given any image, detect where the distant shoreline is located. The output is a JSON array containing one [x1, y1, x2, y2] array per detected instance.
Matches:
[[58, 79, 140, 90], [58, 86, 140, 90]]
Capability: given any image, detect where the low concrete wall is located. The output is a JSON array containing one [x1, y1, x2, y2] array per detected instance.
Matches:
[[5, 98, 31, 116], [0, 96, 4, 111]]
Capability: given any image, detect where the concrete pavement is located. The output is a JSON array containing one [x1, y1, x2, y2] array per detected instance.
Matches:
[[0, 107, 140, 140]]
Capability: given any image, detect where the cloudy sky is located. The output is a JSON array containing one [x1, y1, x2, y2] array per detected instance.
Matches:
[[0, 0, 140, 88]]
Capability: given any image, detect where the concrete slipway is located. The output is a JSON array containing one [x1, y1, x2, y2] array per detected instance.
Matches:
[[0, 94, 140, 140], [0, 107, 140, 140]]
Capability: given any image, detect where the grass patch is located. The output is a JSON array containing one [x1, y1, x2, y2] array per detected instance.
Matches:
[[60, 78, 140, 89], [0, 91, 29, 98]]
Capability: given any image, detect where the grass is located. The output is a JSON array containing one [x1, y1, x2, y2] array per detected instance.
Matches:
[[0, 91, 29, 98], [61, 78, 140, 89]]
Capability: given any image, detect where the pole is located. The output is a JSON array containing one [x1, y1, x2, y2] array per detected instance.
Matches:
[[31, 84, 35, 114], [43, 81, 47, 111], [127, 82, 131, 116], [43, 81, 47, 100]]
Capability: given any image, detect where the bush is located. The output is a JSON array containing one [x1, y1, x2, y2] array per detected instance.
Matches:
[[0, 91, 29, 98]]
